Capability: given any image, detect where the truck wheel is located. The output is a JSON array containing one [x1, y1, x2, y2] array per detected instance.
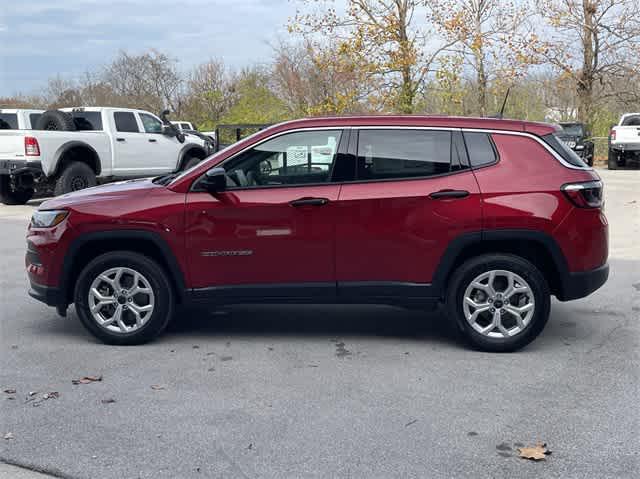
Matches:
[[54, 162, 97, 195], [446, 254, 550, 352], [74, 251, 174, 345], [35, 110, 77, 131], [182, 155, 201, 170], [0, 175, 34, 205], [607, 149, 618, 170]]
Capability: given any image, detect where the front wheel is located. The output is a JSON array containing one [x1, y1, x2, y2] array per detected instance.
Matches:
[[446, 254, 550, 352], [0, 175, 34, 205], [74, 251, 174, 345]]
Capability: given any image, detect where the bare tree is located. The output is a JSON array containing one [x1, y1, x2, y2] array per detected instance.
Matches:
[[183, 59, 235, 127], [535, 0, 640, 123]]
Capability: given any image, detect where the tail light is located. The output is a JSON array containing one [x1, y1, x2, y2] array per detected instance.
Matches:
[[609, 129, 616, 141], [24, 137, 40, 156], [562, 180, 603, 209]]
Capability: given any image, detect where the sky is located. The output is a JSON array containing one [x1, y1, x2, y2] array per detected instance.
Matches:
[[0, 0, 300, 97]]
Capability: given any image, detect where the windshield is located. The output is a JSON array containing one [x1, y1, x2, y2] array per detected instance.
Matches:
[[560, 124, 584, 136]]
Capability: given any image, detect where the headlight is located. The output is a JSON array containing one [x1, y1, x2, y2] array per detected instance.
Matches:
[[31, 210, 68, 228]]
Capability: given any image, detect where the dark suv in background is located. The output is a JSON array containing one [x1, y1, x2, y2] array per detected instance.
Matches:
[[26, 116, 608, 352], [558, 122, 595, 166]]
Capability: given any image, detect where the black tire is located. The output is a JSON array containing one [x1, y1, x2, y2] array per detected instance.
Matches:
[[0, 175, 34, 205], [54, 161, 97, 195], [607, 149, 618, 170], [35, 110, 77, 131], [182, 155, 202, 171], [446, 254, 551, 352], [74, 251, 174, 345]]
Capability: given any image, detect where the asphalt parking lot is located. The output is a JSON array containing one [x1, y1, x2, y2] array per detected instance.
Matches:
[[1, 169, 638, 479]]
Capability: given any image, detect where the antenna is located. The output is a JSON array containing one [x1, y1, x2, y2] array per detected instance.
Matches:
[[497, 87, 511, 119]]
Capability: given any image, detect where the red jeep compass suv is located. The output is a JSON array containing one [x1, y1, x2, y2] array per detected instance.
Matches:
[[25, 116, 608, 351]]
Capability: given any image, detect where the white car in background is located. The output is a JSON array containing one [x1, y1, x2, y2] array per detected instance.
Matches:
[[0, 109, 45, 130], [609, 113, 640, 169], [0, 107, 212, 204]]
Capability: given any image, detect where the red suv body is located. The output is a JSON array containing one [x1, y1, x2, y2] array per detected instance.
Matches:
[[26, 116, 609, 351]]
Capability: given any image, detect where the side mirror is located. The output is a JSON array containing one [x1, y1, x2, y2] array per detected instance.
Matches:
[[162, 125, 176, 137], [200, 167, 226, 193]]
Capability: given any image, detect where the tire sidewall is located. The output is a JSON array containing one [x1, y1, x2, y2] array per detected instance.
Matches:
[[74, 252, 174, 345], [55, 162, 97, 195], [447, 254, 550, 352]]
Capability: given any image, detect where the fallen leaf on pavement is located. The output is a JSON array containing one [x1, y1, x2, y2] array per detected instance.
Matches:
[[150, 384, 166, 390], [518, 442, 552, 461], [72, 375, 103, 385], [28, 391, 38, 396], [3, 389, 16, 394], [42, 392, 59, 400], [4, 432, 14, 440], [101, 398, 117, 404]]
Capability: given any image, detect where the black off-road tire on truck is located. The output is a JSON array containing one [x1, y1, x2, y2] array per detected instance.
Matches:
[[607, 149, 618, 170], [54, 161, 97, 196], [0, 175, 34, 205], [35, 110, 77, 131]]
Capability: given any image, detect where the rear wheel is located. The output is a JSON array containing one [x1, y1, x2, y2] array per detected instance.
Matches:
[[607, 149, 619, 170], [54, 161, 97, 195], [0, 175, 34, 205], [74, 251, 174, 345], [446, 254, 550, 352]]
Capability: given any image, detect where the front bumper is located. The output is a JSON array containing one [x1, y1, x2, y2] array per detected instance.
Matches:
[[558, 263, 609, 301], [0, 159, 43, 176]]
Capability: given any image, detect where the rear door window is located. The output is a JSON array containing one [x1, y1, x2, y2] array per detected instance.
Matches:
[[356, 129, 456, 180], [114, 112, 140, 133], [463, 132, 498, 167]]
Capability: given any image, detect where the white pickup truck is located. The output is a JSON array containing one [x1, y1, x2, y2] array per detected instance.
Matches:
[[0, 109, 44, 130], [0, 107, 212, 204], [609, 113, 640, 169]]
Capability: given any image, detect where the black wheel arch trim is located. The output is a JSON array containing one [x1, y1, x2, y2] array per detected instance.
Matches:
[[178, 145, 208, 169], [58, 230, 187, 307], [53, 141, 102, 176], [430, 229, 574, 300]]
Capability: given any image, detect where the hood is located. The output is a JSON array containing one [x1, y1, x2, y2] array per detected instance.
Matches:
[[40, 177, 159, 210]]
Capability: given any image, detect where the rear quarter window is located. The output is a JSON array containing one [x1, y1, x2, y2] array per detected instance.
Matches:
[[542, 134, 588, 167], [71, 111, 103, 131], [463, 132, 497, 167]]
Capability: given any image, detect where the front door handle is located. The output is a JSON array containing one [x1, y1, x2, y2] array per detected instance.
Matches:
[[116, 138, 126, 142], [429, 189, 470, 199], [148, 138, 157, 143], [290, 197, 329, 207]]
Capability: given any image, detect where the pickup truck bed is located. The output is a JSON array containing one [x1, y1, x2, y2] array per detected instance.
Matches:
[[609, 113, 640, 169]]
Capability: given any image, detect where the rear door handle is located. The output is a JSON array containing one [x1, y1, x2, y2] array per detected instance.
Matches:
[[290, 197, 329, 207], [429, 189, 470, 199], [116, 138, 126, 142], [148, 138, 157, 143]]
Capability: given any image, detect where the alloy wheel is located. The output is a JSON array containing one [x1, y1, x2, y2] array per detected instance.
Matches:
[[88, 267, 155, 334], [462, 269, 535, 339]]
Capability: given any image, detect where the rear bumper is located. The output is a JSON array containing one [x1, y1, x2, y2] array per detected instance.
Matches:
[[28, 280, 62, 307], [558, 263, 609, 301], [0, 160, 43, 176], [610, 143, 640, 152]]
